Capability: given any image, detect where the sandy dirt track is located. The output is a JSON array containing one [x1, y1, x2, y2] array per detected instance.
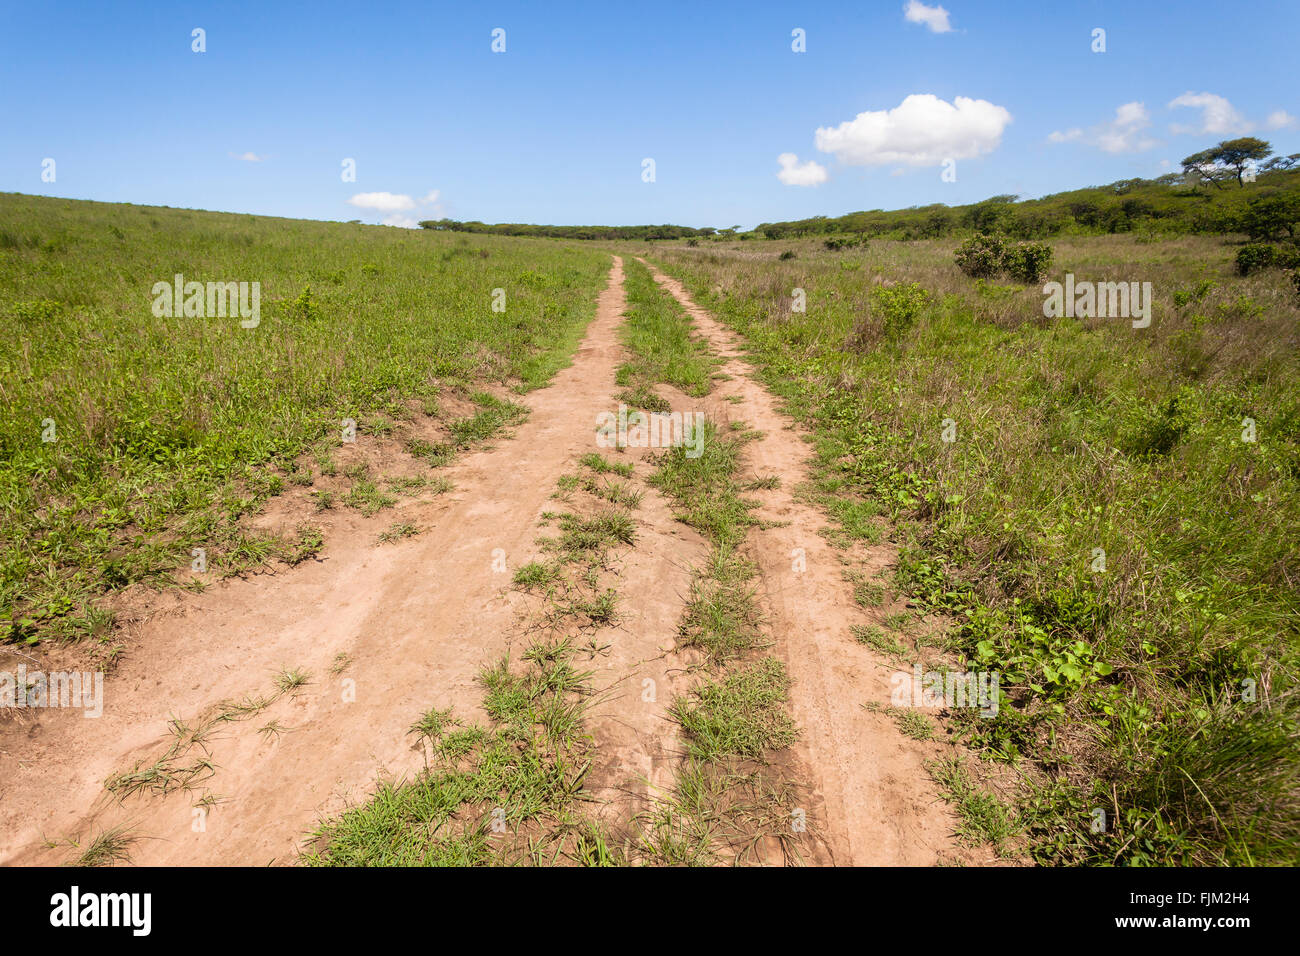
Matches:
[[639, 261, 962, 865]]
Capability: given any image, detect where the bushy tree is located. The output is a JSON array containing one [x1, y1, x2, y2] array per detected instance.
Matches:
[[954, 233, 1005, 277], [1182, 138, 1272, 189], [1213, 137, 1273, 186], [1003, 242, 1054, 283], [1240, 193, 1300, 243], [1262, 154, 1300, 172], [955, 235, 1053, 284]]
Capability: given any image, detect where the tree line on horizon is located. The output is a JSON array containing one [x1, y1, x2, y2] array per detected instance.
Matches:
[[425, 139, 1299, 245], [755, 139, 1300, 243], [419, 219, 717, 241]]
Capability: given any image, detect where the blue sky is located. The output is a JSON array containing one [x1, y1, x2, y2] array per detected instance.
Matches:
[[2, 0, 1296, 229]]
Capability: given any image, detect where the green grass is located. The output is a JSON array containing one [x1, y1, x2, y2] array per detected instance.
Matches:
[[446, 392, 528, 448], [928, 756, 1020, 851], [67, 825, 138, 867], [892, 708, 934, 741], [578, 452, 635, 478], [852, 623, 909, 658], [0, 193, 608, 645], [512, 560, 560, 589], [651, 419, 770, 665], [549, 509, 636, 557], [649, 420, 761, 548], [377, 522, 420, 544], [649, 230, 1300, 865], [670, 657, 800, 761], [611, 269, 806, 863], [615, 257, 716, 408], [304, 644, 594, 866], [579, 474, 643, 509], [677, 548, 764, 662]]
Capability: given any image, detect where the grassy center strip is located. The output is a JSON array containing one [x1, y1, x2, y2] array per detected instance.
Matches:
[[615, 257, 717, 412], [637, 420, 809, 864]]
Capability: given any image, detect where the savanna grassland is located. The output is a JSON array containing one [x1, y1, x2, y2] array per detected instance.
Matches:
[[0, 193, 609, 646], [637, 231, 1300, 865], [4, 186, 1297, 869]]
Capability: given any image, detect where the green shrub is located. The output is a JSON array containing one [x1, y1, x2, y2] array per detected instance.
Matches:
[[869, 282, 930, 338], [1002, 241, 1053, 284], [1173, 278, 1217, 307], [954, 233, 1006, 278], [956, 235, 1053, 284], [11, 299, 63, 323], [1236, 243, 1277, 275], [285, 285, 318, 321], [1236, 242, 1300, 275]]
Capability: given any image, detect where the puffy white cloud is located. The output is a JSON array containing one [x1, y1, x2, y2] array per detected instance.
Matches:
[[1168, 92, 1251, 136], [346, 190, 444, 215], [814, 94, 1011, 167], [1049, 102, 1156, 154], [382, 214, 421, 228], [1266, 110, 1297, 130], [776, 153, 828, 186], [1096, 102, 1156, 153], [903, 0, 952, 33], [347, 191, 417, 212]]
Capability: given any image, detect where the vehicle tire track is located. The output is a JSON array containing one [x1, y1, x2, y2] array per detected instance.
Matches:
[[639, 259, 963, 866]]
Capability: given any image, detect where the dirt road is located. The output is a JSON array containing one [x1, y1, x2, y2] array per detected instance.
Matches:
[[0, 254, 960, 866]]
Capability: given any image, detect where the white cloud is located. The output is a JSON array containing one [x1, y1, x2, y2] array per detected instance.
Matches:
[[1114, 101, 1147, 126], [1266, 110, 1297, 130], [1048, 102, 1156, 154], [1048, 128, 1083, 143], [1168, 92, 1251, 136], [814, 94, 1011, 167], [1097, 102, 1156, 153], [231, 151, 264, 162], [903, 1, 952, 33], [347, 191, 416, 212], [382, 214, 421, 229], [346, 190, 444, 215], [776, 153, 828, 186]]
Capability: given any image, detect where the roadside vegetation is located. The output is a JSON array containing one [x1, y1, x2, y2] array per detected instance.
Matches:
[[0, 193, 608, 646], [645, 227, 1299, 865]]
